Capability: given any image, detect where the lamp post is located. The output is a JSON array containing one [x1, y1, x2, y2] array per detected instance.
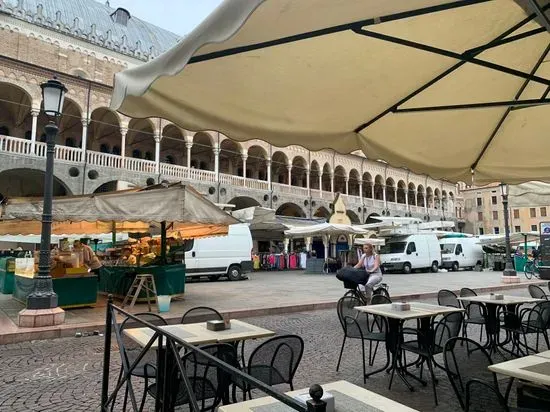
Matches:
[[26, 78, 67, 310], [500, 183, 517, 277]]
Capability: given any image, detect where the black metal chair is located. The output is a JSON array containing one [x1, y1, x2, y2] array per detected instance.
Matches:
[[401, 311, 463, 405], [438, 289, 461, 308], [181, 306, 223, 324], [528, 284, 548, 300], [371, 294, 392, 305], [460, 287, 487, 344], [147, 343, 239, 412], [116, 312, 168, 412], [444, 337, 510, 411], [336, 296, 388, 383], [517, 301, 550, 353], [233, 334, 304, 400]]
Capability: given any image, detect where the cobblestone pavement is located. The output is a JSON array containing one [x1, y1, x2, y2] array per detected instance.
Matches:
[[0, 289, 543, 411]]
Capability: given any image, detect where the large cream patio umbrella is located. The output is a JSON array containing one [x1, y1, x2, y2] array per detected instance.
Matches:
[[111, 0, 550, 185]]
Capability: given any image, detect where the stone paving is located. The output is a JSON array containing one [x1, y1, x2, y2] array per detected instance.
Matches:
[[0, 288, 545, 412], [0, 269, 545, 343]]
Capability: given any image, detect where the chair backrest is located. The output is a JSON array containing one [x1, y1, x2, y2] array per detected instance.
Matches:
[[181, 306, 223, 324], [119, 312, 168, 371], [371, 294, 392, 305], [443, 337, 504, 411], [438, 289, 460, 308], [337, 295, 369, 338], [459, 287, 477, 297], [528, 285, 548, 300], [433, 311, 463, 352], [373, 284, 391, 299], [182, 343, 239, 410], [247, 335, 304, 386], [524, 301, 550, 329]]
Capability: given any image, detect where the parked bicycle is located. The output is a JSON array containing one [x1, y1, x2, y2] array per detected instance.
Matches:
[[524, 257, 540, 280]]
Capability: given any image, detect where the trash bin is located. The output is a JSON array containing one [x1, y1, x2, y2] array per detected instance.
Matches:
[[157, 295, 171, 312]]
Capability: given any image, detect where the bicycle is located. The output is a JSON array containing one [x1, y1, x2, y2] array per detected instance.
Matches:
[[524, 257, 540, 280]]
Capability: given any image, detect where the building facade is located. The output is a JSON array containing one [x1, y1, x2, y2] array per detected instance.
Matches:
[[462, 183, 549, 235], [0, 0, 460, 223]]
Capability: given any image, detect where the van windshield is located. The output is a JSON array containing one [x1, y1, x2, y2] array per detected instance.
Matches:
[[440, 243, 455, 254], [380, 242, 407, 254]]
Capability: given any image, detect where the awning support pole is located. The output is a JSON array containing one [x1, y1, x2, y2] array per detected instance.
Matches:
[[161, 221, 167, 264]]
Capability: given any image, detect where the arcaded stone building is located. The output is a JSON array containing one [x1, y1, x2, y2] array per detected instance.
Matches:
[[0, 0, 460, 223]]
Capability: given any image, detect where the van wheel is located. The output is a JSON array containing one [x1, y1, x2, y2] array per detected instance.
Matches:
[[451, 262, 459, 272], [227, 265, 242, 281], [474, 262, 483, 272], [209, 275, 221, 281], [403, 263, 412, 274], [431, 261, 439, 273]]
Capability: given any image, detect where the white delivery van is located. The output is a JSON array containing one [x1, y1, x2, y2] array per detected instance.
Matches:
[[184, 224, 253, 281], [380, 234, 441, 274], [439, 237, 484, 272]]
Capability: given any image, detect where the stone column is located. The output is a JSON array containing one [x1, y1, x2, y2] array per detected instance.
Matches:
[[359, 181, 363, 202], [120, 127, 128, 159], [331, 238, 337, 258], [242, 153, 248, 178], [80, 117, 89, 162], [213, 145, 220, 182], [306, 167, 311, 197], [305, 236, 312, 252], [267, 158, 272, 190], [283, 237, 290, 254], [371, 183, 375, 199], [287, 163, 292, 186], [330, 172, 334, 194], [424, 194, 428, 211], [394, 188, 397, 204], [30, 109, 39, 154], [405, 188, 409, 209], [185, 142, 193, 168], [154, 133, 161, 174], [322, 235, 329, 262], [345, 178, 349, 195], [382, 185, 387, 207], [318, 173, 323, 198]]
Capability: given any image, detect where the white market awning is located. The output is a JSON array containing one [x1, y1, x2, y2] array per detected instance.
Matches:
[[284, 223, 369, 237], [111, 0, 550, 185]]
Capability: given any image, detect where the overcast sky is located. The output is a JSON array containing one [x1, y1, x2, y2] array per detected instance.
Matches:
[[106, 0, 224, 36]]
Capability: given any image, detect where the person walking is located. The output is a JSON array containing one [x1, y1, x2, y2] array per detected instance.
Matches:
[[354, 243, 382, 304]]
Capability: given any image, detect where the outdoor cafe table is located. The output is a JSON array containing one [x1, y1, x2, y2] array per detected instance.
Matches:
[[124, 320, 275, 410], [218, 380, 420, 411], [457, 295, 544, 356], [489, 355, 550, 387], [354, 302, 464, 390]]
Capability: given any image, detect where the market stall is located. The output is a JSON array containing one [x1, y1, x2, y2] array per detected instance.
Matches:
[[477, 232, 539, 272], [0, 183, 238, 307]]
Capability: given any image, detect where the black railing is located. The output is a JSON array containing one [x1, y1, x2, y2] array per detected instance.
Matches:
[[100, 296, 327, 411]]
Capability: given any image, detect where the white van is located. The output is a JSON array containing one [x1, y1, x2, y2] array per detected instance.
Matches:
[[439, 237, 484, 272], [380, 234, 441, 274], [184, 224, 253, 281]]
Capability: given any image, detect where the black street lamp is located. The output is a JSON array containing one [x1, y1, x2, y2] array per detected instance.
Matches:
[[500, 183, 517, 277], [26, 78, 67, 310]]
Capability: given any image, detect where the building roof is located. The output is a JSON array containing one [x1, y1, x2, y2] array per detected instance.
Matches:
[[0, 0, 181, 61]]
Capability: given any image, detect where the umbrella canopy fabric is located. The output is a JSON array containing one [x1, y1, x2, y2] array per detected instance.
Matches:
[[477, 231, 539, 245], [509, 181, 550, 207], [111, 0, 550, 185], [284, 223, 368, 237], [0, 184, 238, 238]]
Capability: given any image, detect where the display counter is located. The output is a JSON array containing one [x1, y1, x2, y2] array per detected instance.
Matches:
[[13, 271, 98, 308], [0, 257, 15, 294], [98, 263, 186, 300]]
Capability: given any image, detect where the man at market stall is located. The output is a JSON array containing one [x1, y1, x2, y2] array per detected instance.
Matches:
[[73, 239, 102, 277], [120, 246, 137, 265]]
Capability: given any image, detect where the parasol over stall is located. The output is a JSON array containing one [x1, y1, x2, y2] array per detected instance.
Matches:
[[111, 0, 550, 185], [0, 183, 238, 307]]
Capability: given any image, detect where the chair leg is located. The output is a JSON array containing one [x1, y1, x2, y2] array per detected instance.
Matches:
[[122, 382, 129, 412], [543, 330, 550, 350], [369, 341, 373, 366], [361, 340, 367, 384], [138, 376, 148, 412], [371, 341, 380, 366], [336, 336, 347, 371], [427, 358, 438, 405], [111, 368, 123, 412]]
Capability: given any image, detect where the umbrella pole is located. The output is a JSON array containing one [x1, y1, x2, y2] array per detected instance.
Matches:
[[161, 221, 167, 264], [111, 222, 116, 246]]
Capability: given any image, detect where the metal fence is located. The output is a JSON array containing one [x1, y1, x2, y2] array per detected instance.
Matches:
[[100, 296, 327, 411]]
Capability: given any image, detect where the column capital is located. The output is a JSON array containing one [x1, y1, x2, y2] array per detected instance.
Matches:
[[286, 164, 292, 171], [213, 147, 221, 155], [185, 141, 193, 149], [31, 108, 40, 117], [154, 133, 162, 143], [241, 153, 249, 161], [120, 127, 128, 136], [81, 117, 90, 126]]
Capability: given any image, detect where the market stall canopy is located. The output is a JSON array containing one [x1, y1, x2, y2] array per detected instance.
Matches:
[[284, 223, 368, 237], [354, 237, 386, 246], [0, 184, 238, 238], [232, 206, 326, 232], [509, 181, 550, 207], [0, 233, 128, 245], [477, 231, 539, 245], [111, 0, 550, 185]]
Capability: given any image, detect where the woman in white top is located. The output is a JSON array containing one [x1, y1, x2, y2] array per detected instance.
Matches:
[[354, 243, 382, 304]]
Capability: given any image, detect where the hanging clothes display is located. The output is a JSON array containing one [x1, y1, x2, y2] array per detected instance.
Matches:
[[289, 253, 297, 269]]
